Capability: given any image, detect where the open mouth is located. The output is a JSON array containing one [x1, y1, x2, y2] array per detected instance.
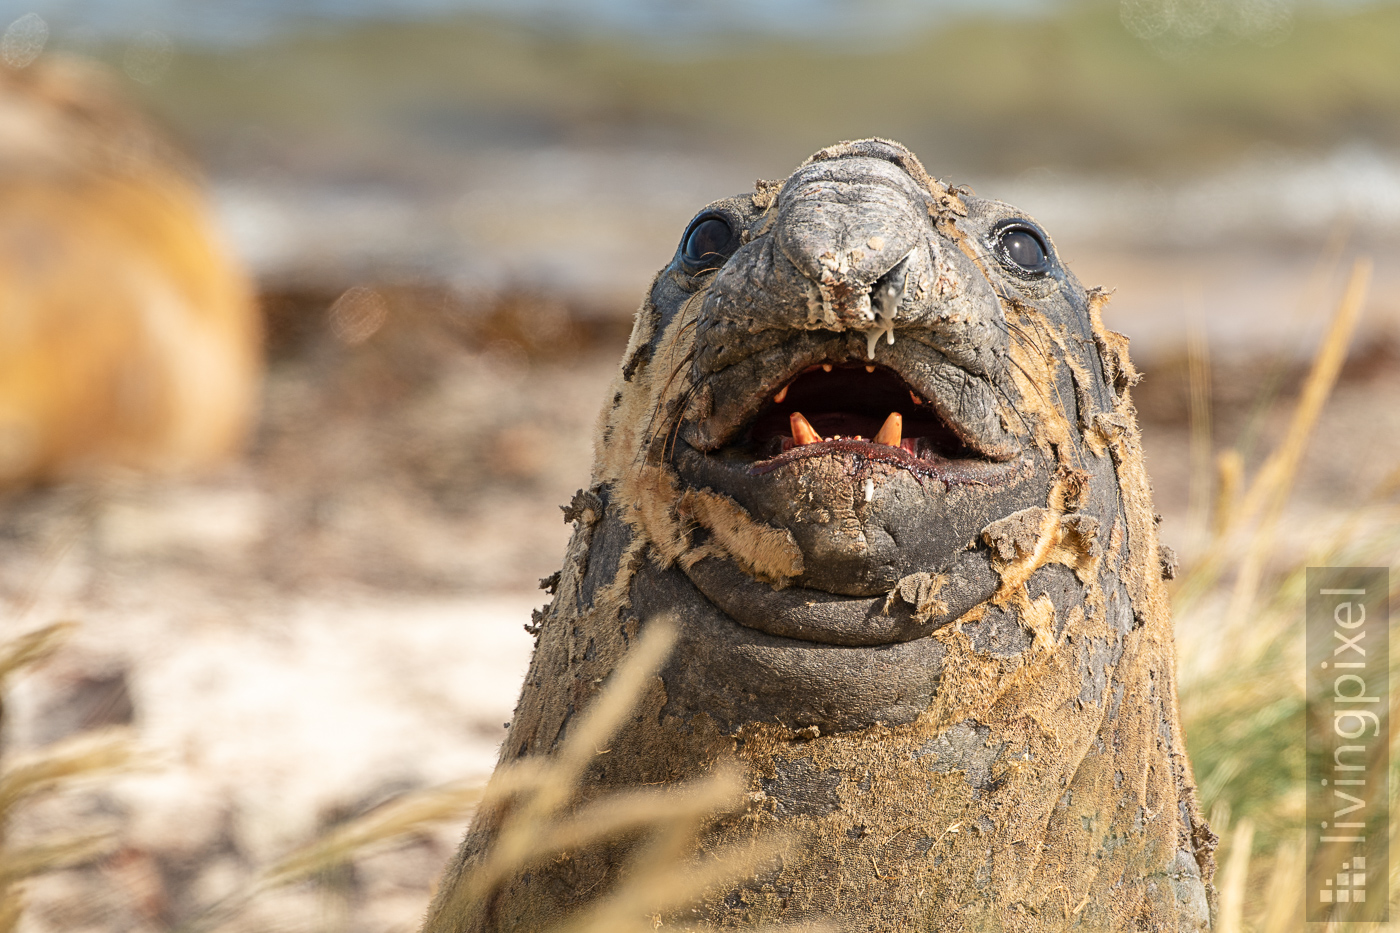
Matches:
[[726, 362, 1010, 480], [681, 328, 1023, 484], [749, 363, 978, 461]]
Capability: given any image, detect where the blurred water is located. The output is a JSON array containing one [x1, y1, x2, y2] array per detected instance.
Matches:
[[9, 0, 1398, 358], [6, 0, 1394, 46], [213, 145, 757, 303], [201, 137, 1400, 369], [5, 0, 1053, 44], [213, 141, 1400, 293], [998, 144, 1400, 247]]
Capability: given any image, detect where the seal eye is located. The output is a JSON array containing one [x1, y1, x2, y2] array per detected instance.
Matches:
[[995, 223, 1051, 276], [682, 215, 736, 268]]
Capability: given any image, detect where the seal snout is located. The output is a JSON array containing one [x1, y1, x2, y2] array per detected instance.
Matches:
[[774, 156, 936, 344]]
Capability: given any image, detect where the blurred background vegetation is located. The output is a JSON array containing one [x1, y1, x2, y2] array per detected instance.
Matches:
[[0, 1, 1397, 931], [26, 0, 1400, 172], [12, 0, 1400, 300]]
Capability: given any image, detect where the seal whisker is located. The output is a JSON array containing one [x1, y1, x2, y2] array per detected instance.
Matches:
[[661, 381, 703, 466], [638, 346, 699, 467], [686, 265, 724, 283]]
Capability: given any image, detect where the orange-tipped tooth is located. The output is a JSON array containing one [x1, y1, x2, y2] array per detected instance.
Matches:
[[821, 363, 833, 372], [865, 365, 875, 373], [909, 390, 923, 406], [773, 383, 790, 404], [873, 412, 903, 448], [790, 411, 822, 446]]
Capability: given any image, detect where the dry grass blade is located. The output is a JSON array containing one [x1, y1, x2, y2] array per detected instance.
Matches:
[[1186, 303, 1213, 548], [467, 767, 744, 898], [1177, 255, 1372, 607], [263, 781, 485, 887], [0, 626, 136, 933], [174, 612, 807, 933], [427, 616, 824, 931], [1211, 449, 1243, 541], [1223, 256, 1372, 623], [1237, 254, 1371, 528], [1215, 817, 1254, 933], [0, 892, 21, 933], [174, 777, 504, 932], [0, 623, 74, 685], [551, 616, 679, 787], [191, 618, 766, 932], [1229, 219, 1351, 467], [0, 834, 115, 889], [1257, 831, 1303, 933], [1388, 768, 1400, 921], [452, 617, 680, 912], [1376, 463, 1400, 501], [0, 728, 133, 816], [672, 918, 834, 924], [553, 834, 798, 933]]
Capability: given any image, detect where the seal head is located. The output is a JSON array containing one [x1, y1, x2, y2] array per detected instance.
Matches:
[[607, 139, 1122, 731]]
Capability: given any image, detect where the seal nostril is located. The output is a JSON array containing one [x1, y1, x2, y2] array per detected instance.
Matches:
[[864, 250, 912, 357], [870, 252, 910, 320]]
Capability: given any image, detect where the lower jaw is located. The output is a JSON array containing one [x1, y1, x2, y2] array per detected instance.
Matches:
[[674, 440, 1046, 595], [632, 560, 953, 733], [746, 438, 1022, 487], [681, 547, 999, 647]]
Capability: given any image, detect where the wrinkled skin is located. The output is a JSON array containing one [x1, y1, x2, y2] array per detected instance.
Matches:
[[424, 140, 1215, 932]]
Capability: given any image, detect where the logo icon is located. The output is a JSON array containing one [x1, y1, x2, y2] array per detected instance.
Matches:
[[1320, 857, 1366, 903]]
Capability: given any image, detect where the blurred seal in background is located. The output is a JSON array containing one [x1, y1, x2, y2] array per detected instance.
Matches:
[[0, 56, 260, 487]]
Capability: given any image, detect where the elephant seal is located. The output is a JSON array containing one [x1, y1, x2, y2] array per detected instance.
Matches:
[[425, 139, 1215, 932], [0, 58, 260, 487]]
